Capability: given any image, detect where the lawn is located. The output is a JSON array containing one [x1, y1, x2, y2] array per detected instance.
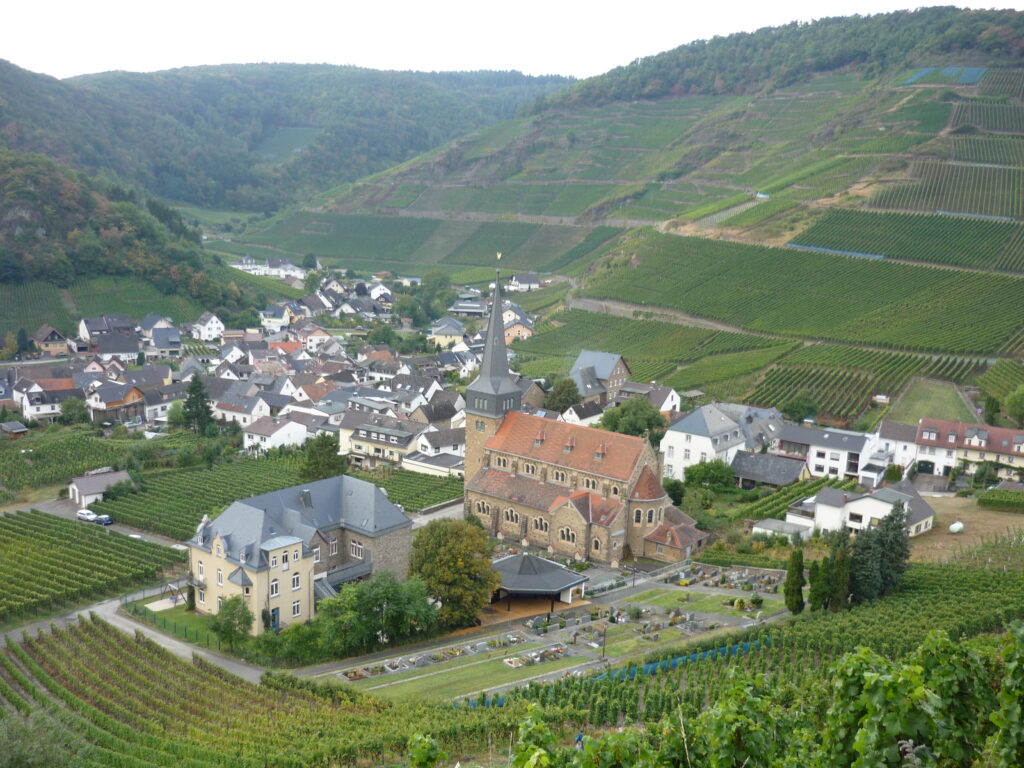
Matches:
[[364, 653, 578, 700], [888, 378, 976, 426], [128, 602, 220, 649], [347, 642, 544, 690], [909, 496, 1024, 563], [622, 588, 784, 618]]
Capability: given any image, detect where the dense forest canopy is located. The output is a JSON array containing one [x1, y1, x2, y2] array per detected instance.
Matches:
[[0, 62, 571, 211], [538, 7, 1024, 107]]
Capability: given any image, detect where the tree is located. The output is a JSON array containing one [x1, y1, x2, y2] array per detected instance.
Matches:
[[683, 459, 734, 489], [298, 433, 348, 483], [599, 395, 667, 445], [166, 400, 186, 429], [807, 558, 827, 611], [410, 519, 500, 628], [544, 378, 581, 412], [59, 397, 88, 425], [973, 461, 998, 488], [830, 550, 850, 612], [784, 549, 805, 614], [849, 527, 884, 603], [0, 332, 17, 360], [984, 394, 1001, 425], [875, 504, 910, 597], [304, 271, 321, 293], [781, 391, 818, 423], [182, 376, 213, 433], [1006, 384, 1024, 428], [663, 477, 685, 505], [15, 327, 29, 353], [136, 351, 146, 366], [208, 595, 253, 650], [303, 252, 317, 270], [883, 463, 903, 483]]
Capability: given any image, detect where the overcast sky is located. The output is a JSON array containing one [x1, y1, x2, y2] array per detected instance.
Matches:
[[4, 1, 1022, 81]]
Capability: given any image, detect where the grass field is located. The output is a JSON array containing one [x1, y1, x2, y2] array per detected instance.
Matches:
[[887, 378, 977, 425], [621, 589, 785, 618], [909, 496, 1024, 563], [69, 276, 202, 323]]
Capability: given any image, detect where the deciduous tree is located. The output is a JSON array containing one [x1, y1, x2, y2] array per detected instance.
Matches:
[[599, 395, 667, 445], [682, 459, 734, 489], [59, 397, 88, 425], [411, 519, 500, 628], [209, 595, 253, 650], [1006, 384, 1024, 428], [544, 378, 581, 412]]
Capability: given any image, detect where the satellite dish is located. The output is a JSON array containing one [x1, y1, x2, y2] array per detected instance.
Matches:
[[949, 521, 964, 534]]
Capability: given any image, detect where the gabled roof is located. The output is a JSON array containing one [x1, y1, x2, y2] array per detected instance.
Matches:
[[644, 521, 709, 550], [777, 423, 867, 452], [70, 469, 132, 495], [485, 412, 647, 482], [565, 401, 604, 420], [151, 328, 181, 348], [32, 324, 65, 343], [570, 349, 626, 382], [553, 491, 623, 526], [731, 451, 805, 487], [629, 465, 668, 501], [96, 333, 140, 355]]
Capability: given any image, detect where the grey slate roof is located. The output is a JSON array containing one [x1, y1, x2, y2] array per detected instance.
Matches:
[[151, 328, 181, 349], [777, 423, 868, 452], [815, 486, 864, 507], [96, 333, 141, 355], [190, 475, 411, 572], [731, 451, 805, 487], [570, 350, 623, 382], [565, 401, 603, 420], [70, 470, 132, 496], [492, 553, 589, 595], [878, 420, 919, 442]]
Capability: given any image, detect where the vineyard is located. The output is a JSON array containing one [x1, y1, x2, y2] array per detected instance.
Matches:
[[0, 430, 208, 491], [580, 230, 1024, 354], [0, 281, 74, 338], [789, 209, 1024, 272], [0, 615, 521, 766], [505, 556, 1024, 728], [949, 102, 1024, 134], [89, 457, 303, 540], [511, 309, 779, 381], [976, 489, 1024, 512], [977, 358, 1024, 400], [90, 461, 463, 540], [951, 136, 1024, 167], [739, 477, 858, 521], [0, 511, 183, 624], [746, 345, 982, 422], [660, 344, 797, 393], [871, 161, 1024, 219], [979, 68, 1024, 99]]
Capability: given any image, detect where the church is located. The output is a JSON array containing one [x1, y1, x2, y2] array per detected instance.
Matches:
[[463, 275, 708, 566]]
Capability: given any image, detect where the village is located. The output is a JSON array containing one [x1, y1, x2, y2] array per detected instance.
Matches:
[[1, 263, 1021, 702]]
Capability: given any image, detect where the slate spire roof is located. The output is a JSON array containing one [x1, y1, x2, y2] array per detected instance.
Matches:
[[465, 270, 521, 416]]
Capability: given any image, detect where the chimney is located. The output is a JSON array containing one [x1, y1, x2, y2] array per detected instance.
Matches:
[[300, 489, 312, 508]]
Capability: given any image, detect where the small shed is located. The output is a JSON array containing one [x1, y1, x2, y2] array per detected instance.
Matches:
[[69, 469, 133, 507], [1, 421, 28, 440], [751, 518, 811, 541], [492, 553, 589, 611]]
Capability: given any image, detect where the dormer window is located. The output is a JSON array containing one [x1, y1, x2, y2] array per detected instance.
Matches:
[[564, 436, 575, 453]]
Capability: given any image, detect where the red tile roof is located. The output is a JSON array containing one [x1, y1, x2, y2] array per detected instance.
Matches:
[[645, 522, 708, 550], [629, 465, 667, 501], [270, 341, 302, 355], [916, 417, 1024, 454], [485, 412, 647, 482], [34, 378, 76, 391], [548, 491, 623, 526]]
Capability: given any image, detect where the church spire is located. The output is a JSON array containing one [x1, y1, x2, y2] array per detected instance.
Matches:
[[465, 256, 522, 418]]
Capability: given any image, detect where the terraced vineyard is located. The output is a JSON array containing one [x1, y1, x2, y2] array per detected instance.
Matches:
[[949, 102, 1024, 134], [790, 209, 1024, 271], [951, 136, 1024, 166], [0, 281, 74, 337], [746, 345, 981, 422], [977, 358, 1024, 400], [0, 616, 520, 766], [581, 231, 1024, 354], [660, 344, 798, 392], [511, 309, 780, 380], [0, 511, 183, 623], [979, 68, 1024, 99], [871, 161, 1024, 219]]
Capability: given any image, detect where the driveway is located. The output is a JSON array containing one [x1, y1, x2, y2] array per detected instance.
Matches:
[[411, 501, 465, 529], [5, 497, 184, 548]]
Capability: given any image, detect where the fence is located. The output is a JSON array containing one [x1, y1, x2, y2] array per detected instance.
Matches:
[[124, 599, 222, 651]]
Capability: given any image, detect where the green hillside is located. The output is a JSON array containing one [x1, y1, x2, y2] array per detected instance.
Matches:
[[0, 60, 570, 211]]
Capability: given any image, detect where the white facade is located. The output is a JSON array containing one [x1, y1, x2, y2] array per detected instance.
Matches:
[[661, 432, 722, 482], [244, 418, 309, 453], [192, 314, 225, 342]]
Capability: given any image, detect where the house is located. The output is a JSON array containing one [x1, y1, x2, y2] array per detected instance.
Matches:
[[86, 382, 146, 424], [95, 333, 141, 363], [0, 421, 28, 439], [149, 328, 182, 358], [612, 382, 680, 415], [783, 479, 935, 538], [143, 383, 188, 424], [447, 298, 488, 317], [660, 403, 784, 482], [562, 401, 604, 427], [507, 273, 540, 292], [32, 324, 68, 357], [504, 317, 534, 344], [340, 412, 424, 469], [731, 451, 809, 489], [260, 306, 290, 334], [187, 475, 412, 634], [13, 378, 84, 423], [428, 316, 466, 349], [78, 314, 135, 343], [769, 423, 879, 482], [138, 313, 173, 339], [192, 312, 225, 342], [295, 324, 333, 353], [213, 393, 271, 427], [415, 426, 465, 457], [878, 420, 919, 472], [915, 418, 1024, 481], [463, 276, 705, 565], [267, 258, 306, 280], [68, 469, 133, 507], [569, 350, 631, 406], [243, 416, 310, 453], [401, 451, 465, 478]]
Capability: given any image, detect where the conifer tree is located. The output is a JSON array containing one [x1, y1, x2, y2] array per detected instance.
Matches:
[[784, 549, 805, 614]]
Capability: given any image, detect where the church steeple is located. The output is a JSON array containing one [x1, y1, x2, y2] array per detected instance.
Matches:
[[466, 264, 522, 419]]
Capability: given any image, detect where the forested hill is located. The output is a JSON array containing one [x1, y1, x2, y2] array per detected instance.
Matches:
[[0, 61, 571, 211], [0, 148, 243, 311], [537, 7, 1023, 107]]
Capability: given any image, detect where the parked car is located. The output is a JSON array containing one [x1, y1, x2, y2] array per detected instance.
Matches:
[[76, 509, 98, 522], [94, 514, 113, 526]]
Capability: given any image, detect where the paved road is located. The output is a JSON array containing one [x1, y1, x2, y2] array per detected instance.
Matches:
[[411, 501, 465, 529]]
